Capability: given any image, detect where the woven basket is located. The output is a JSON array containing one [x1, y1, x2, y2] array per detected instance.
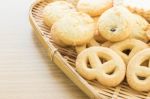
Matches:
[[29, 0, 150, 98]]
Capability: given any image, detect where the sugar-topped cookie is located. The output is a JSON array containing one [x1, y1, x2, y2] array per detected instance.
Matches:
[[51, 12, 95, 46], [43, 1, 76, 27]]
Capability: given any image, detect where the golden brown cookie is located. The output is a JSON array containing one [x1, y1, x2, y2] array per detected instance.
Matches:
[[77, 0, 113, 17], [43, 1, 76, 27], [122, 0, 150, 22], [98, 6, 131, 42], [76, 46, 126, 87], [51, 12, 95, 47], [127, 48, 150, 91], [110, 39, 149, 64]]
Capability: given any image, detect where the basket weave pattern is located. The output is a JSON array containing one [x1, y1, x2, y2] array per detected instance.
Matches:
[[29, 0, 150, 98]]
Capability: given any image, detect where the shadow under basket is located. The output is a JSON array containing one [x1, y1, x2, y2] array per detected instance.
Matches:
[[29, 0, 150, 98]]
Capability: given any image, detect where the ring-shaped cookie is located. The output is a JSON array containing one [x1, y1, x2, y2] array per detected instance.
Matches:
[[110, 39, 148, 64], [127, 48, 150, 91], [76, 46, 126, 87]]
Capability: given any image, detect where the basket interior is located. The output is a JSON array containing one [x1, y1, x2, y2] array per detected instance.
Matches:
[[31, 1, 150, 98]]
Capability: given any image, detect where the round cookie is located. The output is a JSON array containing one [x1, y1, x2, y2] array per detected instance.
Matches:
[[98, 6, 132, 42], [51, 12, 95, 46], [43, 1, 76, 27], [77, 0, 113, 17]]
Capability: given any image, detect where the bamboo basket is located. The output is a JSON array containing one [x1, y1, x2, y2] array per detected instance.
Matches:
[[29, 0, 150, 98]]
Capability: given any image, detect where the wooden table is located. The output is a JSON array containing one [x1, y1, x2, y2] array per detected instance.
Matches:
[[0, 0, 88, 98]]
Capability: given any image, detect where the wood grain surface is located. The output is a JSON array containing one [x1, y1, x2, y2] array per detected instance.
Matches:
[[0, 0, 88, 99]]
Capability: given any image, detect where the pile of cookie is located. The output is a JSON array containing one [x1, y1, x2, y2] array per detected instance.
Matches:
[[43, 0, 150, 92]]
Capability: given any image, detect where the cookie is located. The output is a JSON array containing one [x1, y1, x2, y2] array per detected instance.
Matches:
[[129, 14, 149, 42], [75, 38, 100, 54], [51, 28, 67, 47], [77, 0, 113, 17], [93, 17, 107, 43], [43, 1, 76, 27], [94, 32, 107, 43], [127, 48, 150, 91], [45, 0, 79, 5], [110, 39, 149, 64], [76, 46, 126, 87], [51, 12, 95, 46], [122, 0, 150, 22], [101, 41, 113, 47], [66, 0, 79, 5], [98, 6, 131, 42]]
